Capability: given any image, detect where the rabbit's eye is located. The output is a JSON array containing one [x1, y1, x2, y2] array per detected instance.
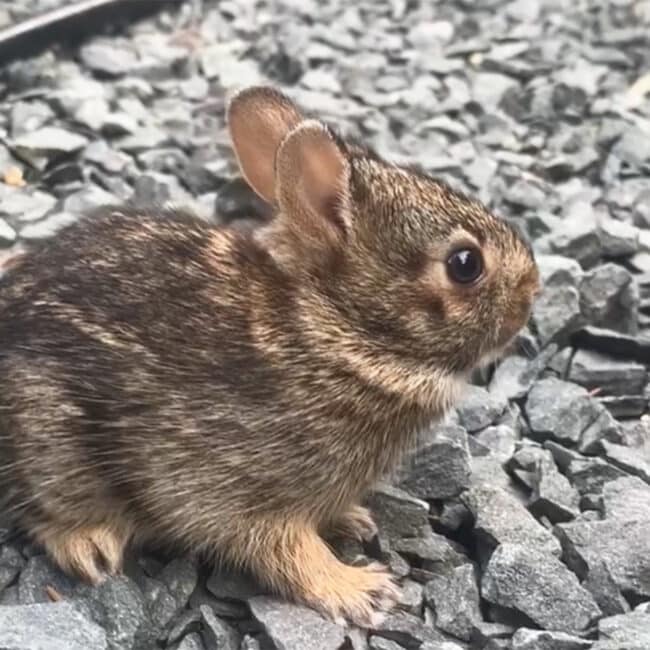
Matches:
[[446, 248, 483, 284]]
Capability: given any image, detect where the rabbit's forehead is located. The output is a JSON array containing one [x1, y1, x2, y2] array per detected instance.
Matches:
[[350, 156, 536, 266]]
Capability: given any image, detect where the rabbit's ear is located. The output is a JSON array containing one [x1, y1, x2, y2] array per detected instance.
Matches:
[[275, 120, 352, 255], [227, 86, 304, 204]]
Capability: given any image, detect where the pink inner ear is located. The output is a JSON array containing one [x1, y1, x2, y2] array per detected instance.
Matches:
[[227, 88, 303, 204], [293, 126, 351, 237]]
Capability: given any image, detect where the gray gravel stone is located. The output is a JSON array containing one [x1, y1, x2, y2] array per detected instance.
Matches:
[[593, 611, 650, 650], [424, 564, 482, 641], [10, 99, 55, 138], [601, 440, 650, 483], [372, 611, 450, 649], [399, 424, 471, 499], [611, 126, 650, 173], [456, 385, 507, 432], [74, 574, 151, 650], [482, 543, 601, 632], [511, 628, 592, 650], [369, 637, 405, 650], [248, 596, 345, 650], [394, 529, 468, 574], [528, 451, 580, 523], [13, 126, 89, 157], [598, 218, 640, 257], [470, 621, 515, 648], [602, 476, 650, 521], [438, 500, 473, 532], [472, 73, 520, 110], [199, 604, 239, 650], [397, 579, 424, 616], [80, 40, 140, 76], [366, 484, 430, 542], [461, 485, 561, 559], [525, 377, 603, 445], [578, 407, 624, 455], [580, 263, 638, 334], [556, 519, 650, 599], [142, 575, 177, 630], [488, 346, 558, 402], [0, 601, 107, 649], [165, 609, 202, 646], [180, 76, 210, 101], [569, 349, 646, 396], [206, 567, 264, 602], [158, 556, 198, 615], [599, 394, 647, 419], [536, 255, 584, 287], [239, 636, 261, 650], [473, 425, 519, 463], [0, 584, 19, 606], [176, 633, 206, 650], [18, 554, 76, 604], [0, 188, 57, 222], [117, 125, 170, 152], [63, 186, 118, 215], [566, 456, 628, 497], [503, 178, 549, 210], [0, 544, 24, 591], [532, 284, 584, 345], [583, 559, 630, 617], [548, 219, 602, 268], [74, 97, 110, 132], [84, 140, 132, 174]]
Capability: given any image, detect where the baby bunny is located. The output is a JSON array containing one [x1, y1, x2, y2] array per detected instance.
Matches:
[[0, 86, 539, 627]]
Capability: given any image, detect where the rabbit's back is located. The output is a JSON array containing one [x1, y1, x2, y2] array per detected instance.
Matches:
[[0, 208, 282, 537], [0, 207, 409, 548]]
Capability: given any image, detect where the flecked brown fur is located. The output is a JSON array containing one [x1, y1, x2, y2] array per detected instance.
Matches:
[[0, 86, 539, 626]]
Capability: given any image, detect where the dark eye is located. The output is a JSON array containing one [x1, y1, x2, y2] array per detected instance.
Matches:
[[446, 248, 483, 284]]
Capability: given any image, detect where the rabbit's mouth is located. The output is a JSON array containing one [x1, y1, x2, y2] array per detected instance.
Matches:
[[476, 344, 509, 370], [477, 323, 528, 370]]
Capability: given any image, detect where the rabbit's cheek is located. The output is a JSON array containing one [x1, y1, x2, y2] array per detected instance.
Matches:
[[496, 297, 534, 347]]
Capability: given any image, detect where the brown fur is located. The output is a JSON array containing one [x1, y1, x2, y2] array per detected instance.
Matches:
[[0, 86, 539, 626]]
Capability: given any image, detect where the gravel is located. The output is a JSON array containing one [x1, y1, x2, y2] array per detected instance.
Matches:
[[556, 519, 650, 600], [510, 629, 592, 650], [399, 424, 471, 499], [568, 349, 647, 396], [199, 604, 239, 650], [75, 575, 152, 650], [482, 543, 601, 632], [582, 559, 630, 617], [461, 485, 561, 561], [0, 601, 108, 649], [525, 377, 611, 447], [249, 596, 346, 650], [1, 0, 650, 648], [593, 610, 650, 650], [0, 545, 24, 592], [424, 564, 482, 641], [527, 450, 581, 523], [456, 385, 507, 432]]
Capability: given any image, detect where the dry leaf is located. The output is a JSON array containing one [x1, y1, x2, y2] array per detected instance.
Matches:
[[3, 166, 26, 187], [45, 585, 63, 602]]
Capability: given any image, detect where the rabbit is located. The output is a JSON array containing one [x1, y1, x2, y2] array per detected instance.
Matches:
[[0, 85, 539, 627]]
